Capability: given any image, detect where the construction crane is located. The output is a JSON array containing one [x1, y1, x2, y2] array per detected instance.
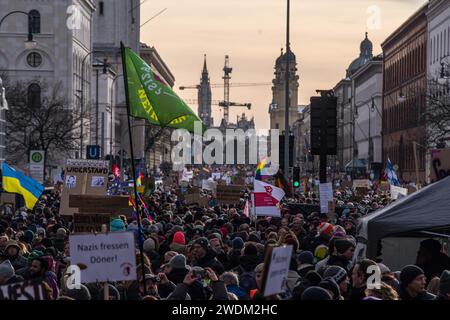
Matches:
[[183, 99, 251, 110], [179, 82, 271, 90]]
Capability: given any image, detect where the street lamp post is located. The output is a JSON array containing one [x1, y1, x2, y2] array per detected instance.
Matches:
[[0, 11, 37, 49]]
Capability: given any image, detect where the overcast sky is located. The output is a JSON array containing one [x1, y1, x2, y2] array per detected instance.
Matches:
[[140, 0, 427, 129]]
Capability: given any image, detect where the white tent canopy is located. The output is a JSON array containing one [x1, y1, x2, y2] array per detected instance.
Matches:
[[355, 176, 450, 259]]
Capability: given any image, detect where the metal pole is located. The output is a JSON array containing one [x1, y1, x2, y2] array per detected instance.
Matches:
[[284, 0, 291, 181], [368, 103, 371, 172], [413, 141, 420, 188], [96, 69, 99, 146]]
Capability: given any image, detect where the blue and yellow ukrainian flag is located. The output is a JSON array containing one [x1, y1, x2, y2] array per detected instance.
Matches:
[[1, 162, 44, 209]]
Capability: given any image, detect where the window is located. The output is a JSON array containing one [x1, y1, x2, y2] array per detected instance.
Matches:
[[28, 10, 40, 34], [99, 1, 104, 15], [27, 52, 42, 67], [27, 83, 41, 108]]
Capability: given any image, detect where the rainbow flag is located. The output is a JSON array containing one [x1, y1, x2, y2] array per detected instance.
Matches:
[[255, 158, 267, 181]]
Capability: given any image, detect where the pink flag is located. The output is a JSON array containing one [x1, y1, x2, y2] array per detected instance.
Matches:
[[243, 199, 249, 217]]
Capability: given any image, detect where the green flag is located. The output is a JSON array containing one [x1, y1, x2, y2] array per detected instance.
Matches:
[[122, 45, 203, 132]]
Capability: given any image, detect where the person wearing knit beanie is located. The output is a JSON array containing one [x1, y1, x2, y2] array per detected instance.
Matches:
[[110, 219, 126, 232], [319, 277, 341, 300], [399, 265, 435, 300], [0, 260, 15, 285], [170, 231, 186, 254], [301, 286, 332, 300], [231, 237, 244, 250], [323, 266, 349, 298], [169, 254, 189, 270], [143, 238, 156, 254], [437, 270, 450, 300]]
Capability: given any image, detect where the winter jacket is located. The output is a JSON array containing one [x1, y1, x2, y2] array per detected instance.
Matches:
[[44, 271, 59, 300], [326, 255, 352, 272], [398, 288, 436, 301], [348, 286, 367, 300], [4, 274, 24, 285], [286, 270, 300, 293], [226, 284, 250, 300], [7, 255, 28, 271], [234, 254, 260, 275], [194, 249, 225, 275], [167, 280, 229, 301], [168, 268, 189, 285], [226, 250, 242, 270], [157, 281, 177, 299]]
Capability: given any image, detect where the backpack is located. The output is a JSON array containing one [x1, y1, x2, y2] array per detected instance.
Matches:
[[239, 271, 257, 294]]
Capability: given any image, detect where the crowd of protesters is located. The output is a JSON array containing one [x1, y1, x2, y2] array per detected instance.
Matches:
[[0, 173, 450, 301]]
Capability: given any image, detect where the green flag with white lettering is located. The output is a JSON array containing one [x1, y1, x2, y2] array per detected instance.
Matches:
[[122, 45, 203, 132]]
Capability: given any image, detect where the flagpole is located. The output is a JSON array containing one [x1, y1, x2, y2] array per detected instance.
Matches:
[[120, 42, 147, 296]]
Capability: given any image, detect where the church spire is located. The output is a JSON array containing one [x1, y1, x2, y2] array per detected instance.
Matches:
[[202, 54, 208, 74]]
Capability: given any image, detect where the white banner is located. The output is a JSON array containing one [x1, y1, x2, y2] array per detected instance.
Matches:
[[263, 245, 293, 297], [390, 185, 408, 200], [69, 232, 136, 284], [253, 180, 285, 217], [319, 182, 333, 214]]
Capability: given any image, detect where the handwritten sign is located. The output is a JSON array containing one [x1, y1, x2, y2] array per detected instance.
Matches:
[[319, 182, 333, 214], [69, 232, 136, 284], [262, 245, 293, 297], [0, 281, 46, 300]]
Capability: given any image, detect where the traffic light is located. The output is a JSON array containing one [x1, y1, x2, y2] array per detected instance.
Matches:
[[293, 167, 300, 188]]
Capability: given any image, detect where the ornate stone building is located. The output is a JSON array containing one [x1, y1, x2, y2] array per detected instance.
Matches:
[[269, 49, 300, 133], [198, 55, 212, 128]]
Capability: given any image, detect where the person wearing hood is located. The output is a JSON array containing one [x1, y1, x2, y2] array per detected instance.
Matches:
[[4, 240, 27, 271], [0, 260, 24, 285], [398, 265, 436, 300], [226, 237, 244, 270], [208, 233, 229, 269], [191, 237, 224, 275], [220, 271, 249, 300], [435, 270, 450, 300]]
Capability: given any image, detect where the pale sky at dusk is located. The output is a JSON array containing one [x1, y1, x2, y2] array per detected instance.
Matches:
[[140, 0, 427, 129]]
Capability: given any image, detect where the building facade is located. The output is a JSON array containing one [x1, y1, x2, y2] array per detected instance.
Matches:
[[333, 33, 374, 173], [0, 0, 95, 171], [381, 4, 428, 184], [269, 49, 300, 133], [352, 55, 383, 171], [427, 0, 450, 151]]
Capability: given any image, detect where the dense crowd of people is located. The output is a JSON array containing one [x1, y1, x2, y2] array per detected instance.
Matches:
[[0, 175, 449, 301]]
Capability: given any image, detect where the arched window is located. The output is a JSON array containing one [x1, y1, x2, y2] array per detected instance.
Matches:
[[29, 10, 41, 34], [28, 83, 41, 108]]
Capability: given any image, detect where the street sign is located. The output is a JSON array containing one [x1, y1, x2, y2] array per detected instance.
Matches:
[[86, 145, 101, 160], [29, 150, 44, 184]]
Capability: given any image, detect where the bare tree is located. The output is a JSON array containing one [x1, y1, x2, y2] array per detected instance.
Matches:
[[4, 80, 88, 175], [425, 78, 450, 148]]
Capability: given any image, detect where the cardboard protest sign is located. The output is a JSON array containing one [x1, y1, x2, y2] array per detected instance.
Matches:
[[69, 232, 136, 284], [0, 281, 47, 300], [390, 185, 408, 200], [319, 182, 333, 214], [430, 148, 450, 182], [211, 172, 221, 180], [69, 195, 131, 215], [216, 185, 243, 205], [262, 245, 293, 297], [73, 213, 111, 233], [1, 193, 16, 207], [353, 179, 370, 189], [60, 159, 109, 216], [184, 193, 201, 205]]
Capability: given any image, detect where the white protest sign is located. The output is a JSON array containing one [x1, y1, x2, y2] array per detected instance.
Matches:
[[390, 185, 408, 200], [202, 179, 217, 192], [0, 281, 46, 300], [69, 232, 136, 284], [263, 245, 293, 297], [181, 169, 194, 182], [319, 182, 333, 214], [211, 172, 221, 180]]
